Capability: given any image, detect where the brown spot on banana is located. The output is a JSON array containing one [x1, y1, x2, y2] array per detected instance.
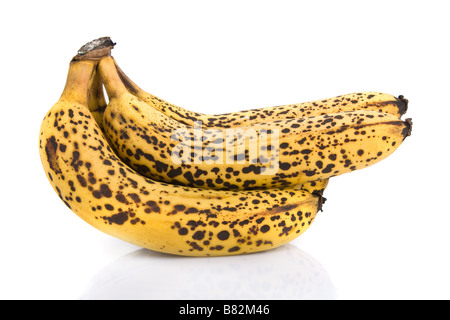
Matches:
[[45, 136, 61, 175]]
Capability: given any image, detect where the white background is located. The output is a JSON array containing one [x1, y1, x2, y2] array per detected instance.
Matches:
[[1, 0, 449, 300]]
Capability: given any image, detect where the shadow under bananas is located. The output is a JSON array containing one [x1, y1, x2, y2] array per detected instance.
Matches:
[[80, 244, 337, 300]]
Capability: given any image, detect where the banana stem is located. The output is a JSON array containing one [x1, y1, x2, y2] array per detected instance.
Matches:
[[114, 62, 142, 95], [88, 66, 107, 128], [98, 56, 130, 99], [59, 60, 97, 105], [60, 37, 115, 105]]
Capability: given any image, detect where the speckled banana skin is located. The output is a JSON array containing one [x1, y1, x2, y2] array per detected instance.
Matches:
[[86, 57, 328, 198], [39, 57, 323, 257], [99, 56, 412, 191], [90, 58, 403, 196], [113, 59, 407, 129]]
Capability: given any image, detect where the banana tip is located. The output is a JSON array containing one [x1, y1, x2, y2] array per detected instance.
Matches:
[[404, 118, 413, 139], [311, 190, 327, 212], [397, 95, 409, 115]]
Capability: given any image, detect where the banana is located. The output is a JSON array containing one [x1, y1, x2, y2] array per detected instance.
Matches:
[[92, 55, 401, 199], [99, 56, 412, 191], [88, 54, 329, 198], [39, 43, 323, 257], [114, 60, 408, 128], [85, 48, 329, 198]]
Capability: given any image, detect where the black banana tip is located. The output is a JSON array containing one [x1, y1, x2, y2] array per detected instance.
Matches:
[[402, 118, 413, 139], [312, 190, 327, 212], [77, 37, 116, 55], [397, 95, 409, 115]]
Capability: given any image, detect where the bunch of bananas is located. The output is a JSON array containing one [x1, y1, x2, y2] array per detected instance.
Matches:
[[39, 37, 412, 257]]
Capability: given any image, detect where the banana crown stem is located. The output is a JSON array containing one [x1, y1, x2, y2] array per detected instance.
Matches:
[[60, 37, 115, 105], [60, 60, 97, 105], [115, 62, 142, 95], [98, 56, 129, 99]]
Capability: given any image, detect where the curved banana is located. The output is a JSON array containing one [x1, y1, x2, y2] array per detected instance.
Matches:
[[99, 56, 412, 191], [113, 59, 408, 128], [39, 49, 323, 257], [88, 56, 330, 198]]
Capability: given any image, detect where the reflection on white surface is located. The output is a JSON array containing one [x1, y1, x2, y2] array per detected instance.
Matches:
[[80, 244, 337, 300]]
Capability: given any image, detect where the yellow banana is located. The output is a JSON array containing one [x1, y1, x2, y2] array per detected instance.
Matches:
[[88, 58, 329, 203], [87, 54, 329, 198], [99, 56, 412, 191], [39, 43, 323, 257], [114, 60, 408, 128], [91, 54, 401, 199]]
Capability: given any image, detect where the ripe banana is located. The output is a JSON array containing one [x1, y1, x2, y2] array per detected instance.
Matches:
[[113, 60, 408, 128], [39, 46, 323, 257], [90, 54, 400, 198], [99, 56, 412, 191], [88, 61, 329, 203]]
